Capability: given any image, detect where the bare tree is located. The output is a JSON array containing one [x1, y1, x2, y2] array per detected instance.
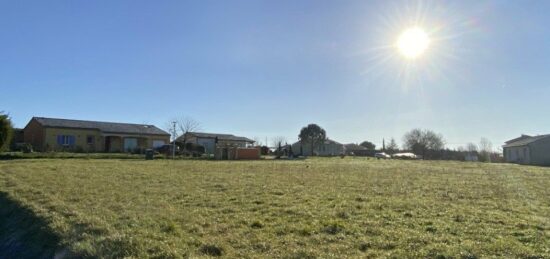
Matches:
[[402, 128, 445, 159], [271, 136, 287, 148], [466, 142, 478, 153], [166, 117, 201, 149], [271, 136, 287, 158], [177, 116, 201, 148], [479, 137, 493, 162], [252, 136, 262, 146]]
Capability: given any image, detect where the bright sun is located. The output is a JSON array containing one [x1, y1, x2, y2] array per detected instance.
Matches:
[[396, 27, 430, 59]]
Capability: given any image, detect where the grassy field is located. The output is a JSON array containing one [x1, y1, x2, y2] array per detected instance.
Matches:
[[1, 158, 549, 258]]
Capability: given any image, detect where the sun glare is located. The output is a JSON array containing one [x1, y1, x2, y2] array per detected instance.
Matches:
[[396, 27, 430, 59]]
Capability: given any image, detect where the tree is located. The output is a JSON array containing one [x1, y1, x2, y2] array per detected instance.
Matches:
[[271, 136, 287, 149], [271, 136, 287, 158], [466, 143, 478, 154], [0, 112, 14, 152], [360, 141, 376, 150], [252, 137, 262, 146], [298, 124, 326, 156], [479, 137, 493, 162], [402, 128, 445, 159], [387, 138, 399, 154], [166, 117, 202, 150]]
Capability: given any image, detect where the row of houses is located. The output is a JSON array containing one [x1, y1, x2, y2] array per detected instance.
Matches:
[[14, 116, 550, 165], [20, 117, 258, 154], [18, 116, 350, 156]]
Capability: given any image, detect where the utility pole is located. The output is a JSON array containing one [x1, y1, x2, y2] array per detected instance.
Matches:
[[172, 121, 177, 159]]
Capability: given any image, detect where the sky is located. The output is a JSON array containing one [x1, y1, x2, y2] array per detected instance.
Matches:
[[2, 0, 550, 149]]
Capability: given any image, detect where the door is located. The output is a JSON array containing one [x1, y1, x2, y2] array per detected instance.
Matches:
[[222, 148, 229, 160], [105, 137, 111, 152]]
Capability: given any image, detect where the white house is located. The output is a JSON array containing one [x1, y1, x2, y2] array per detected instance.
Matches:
[[291, 139, 345, 156], [503, 134, 550, 166], [177, 132, 255, 154]]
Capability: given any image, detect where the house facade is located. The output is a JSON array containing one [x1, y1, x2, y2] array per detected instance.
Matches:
[[177, 132, 255, 154], [23, 117, 170, 152], [291, 139, 345, 156], [503, 134, 550, 166]]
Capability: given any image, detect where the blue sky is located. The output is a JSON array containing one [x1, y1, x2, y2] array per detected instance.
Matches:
[[2, 0, 550, 149]]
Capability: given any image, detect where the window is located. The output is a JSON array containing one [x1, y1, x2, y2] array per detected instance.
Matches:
[[57, 135, 75, 146], [87, 136, 94, 144]]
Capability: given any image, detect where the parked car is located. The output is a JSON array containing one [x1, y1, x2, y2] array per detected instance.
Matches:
[[155, 144, 179, 155], [375, 152, 391, 159], [392, 152, 418, 159]]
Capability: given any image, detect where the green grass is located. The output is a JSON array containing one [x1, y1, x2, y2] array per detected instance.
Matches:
[[0, 152, 168, 160], [1, 158, 549, 258]]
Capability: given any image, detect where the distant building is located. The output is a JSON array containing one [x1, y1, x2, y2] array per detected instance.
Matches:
[[343, 143, 372, 156], [291, 139, 344, 156], [503, 134, 550, 166], [464, 153, 478, 162], [23, 117, 170, 152], [178, 132, 255, 154]]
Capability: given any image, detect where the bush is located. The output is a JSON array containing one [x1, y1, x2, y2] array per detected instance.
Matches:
[[11, 143, 33, 153]]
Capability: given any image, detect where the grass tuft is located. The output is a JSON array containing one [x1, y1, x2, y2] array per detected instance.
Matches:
[[199, 244, 224, 257]]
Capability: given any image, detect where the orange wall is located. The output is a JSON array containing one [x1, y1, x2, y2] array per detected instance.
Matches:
[[236, 148, 260, 160]]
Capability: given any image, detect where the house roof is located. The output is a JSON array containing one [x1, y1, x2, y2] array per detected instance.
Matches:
[[503, 134, 550, 148], [181, 132, 254, 143], [505, 134, 532, 144], [32, 117, 170, 136]]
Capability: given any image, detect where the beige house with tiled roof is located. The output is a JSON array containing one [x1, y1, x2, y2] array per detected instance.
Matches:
[[24, 117, 170, 152], [177, 132, 255, 154]]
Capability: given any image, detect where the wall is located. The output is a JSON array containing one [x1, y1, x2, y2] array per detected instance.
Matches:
[[23, 119, 45, 151], [195, 138, 216, 154], [528, 137, 550, 166], [504, 146, 530, 164], [292, 142, 344, 156], [235, 147, 260, 160], [44, 128, 103, 152], [146, 136, 169, 149]]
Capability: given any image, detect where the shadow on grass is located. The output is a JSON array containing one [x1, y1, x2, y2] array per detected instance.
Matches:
[[0, 192, 64, 259]]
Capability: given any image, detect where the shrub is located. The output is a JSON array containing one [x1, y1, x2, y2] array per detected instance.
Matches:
[[0, 113, 13, 152]]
